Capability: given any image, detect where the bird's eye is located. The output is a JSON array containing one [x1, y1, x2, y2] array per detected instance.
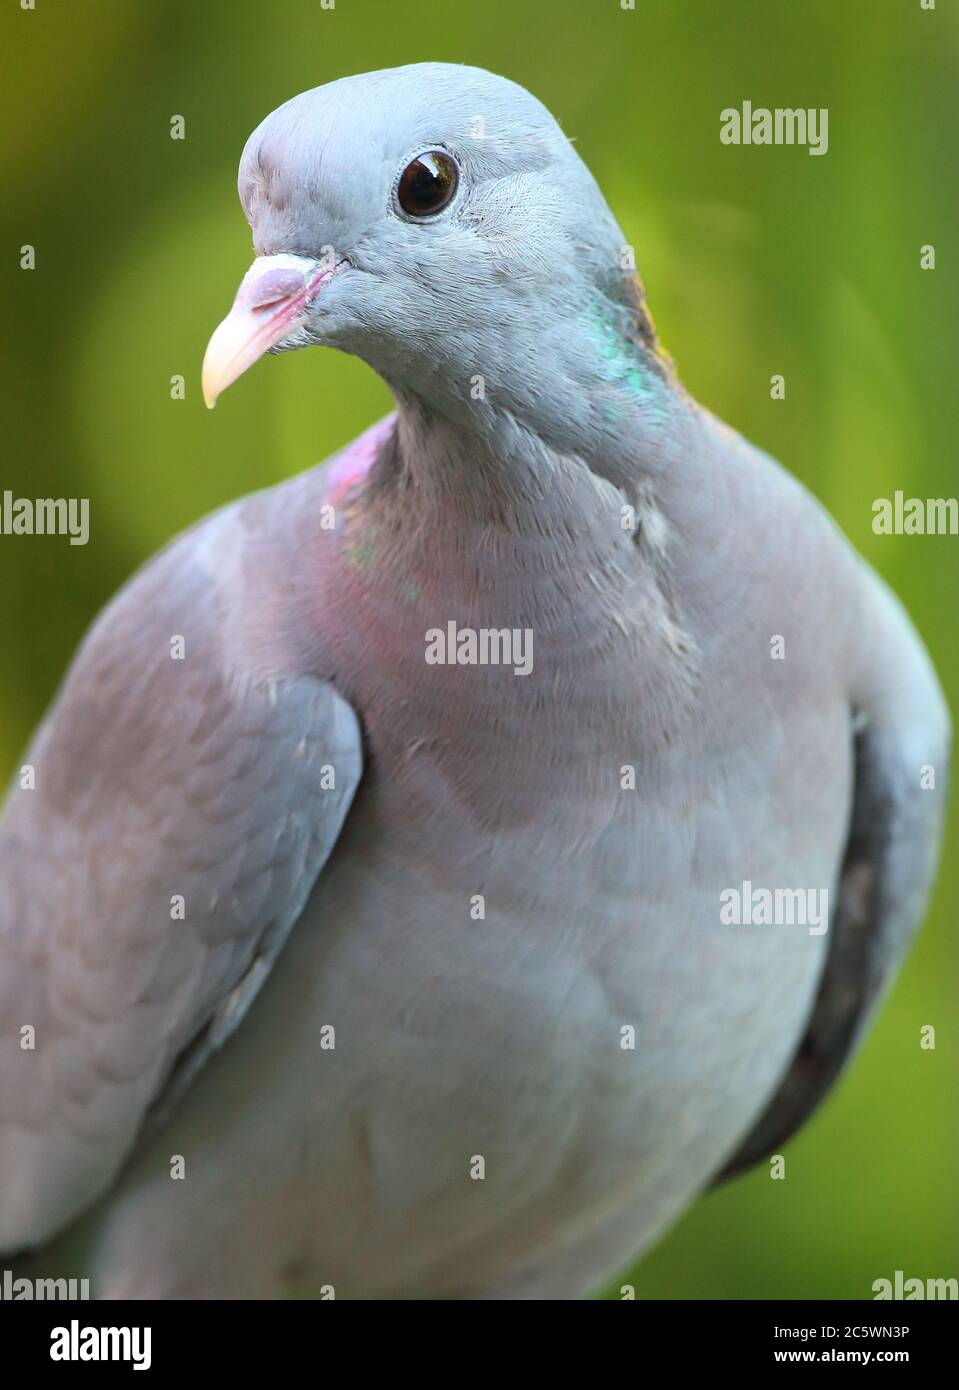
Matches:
[[396, 150, 459, 218]]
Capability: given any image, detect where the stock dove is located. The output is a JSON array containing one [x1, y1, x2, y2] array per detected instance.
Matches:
[[0, 63, 948, 1299]]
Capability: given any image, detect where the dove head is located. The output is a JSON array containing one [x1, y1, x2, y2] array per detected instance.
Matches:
[[203, 64, 668, 447]]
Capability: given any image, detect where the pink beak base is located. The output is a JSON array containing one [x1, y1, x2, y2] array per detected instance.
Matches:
[[202, 256, 339, 408]]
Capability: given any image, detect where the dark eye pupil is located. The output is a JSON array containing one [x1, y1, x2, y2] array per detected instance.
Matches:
[[398, 151, 458, 216]]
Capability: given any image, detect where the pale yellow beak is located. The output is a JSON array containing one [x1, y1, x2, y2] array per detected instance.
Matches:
[[202, 253, 335, 408]]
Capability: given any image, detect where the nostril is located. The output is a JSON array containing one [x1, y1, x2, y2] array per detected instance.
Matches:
[[237, 268, 305, 311]]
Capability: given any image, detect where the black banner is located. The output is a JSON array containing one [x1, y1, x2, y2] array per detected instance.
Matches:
[[0, 1298, 953, 1373]]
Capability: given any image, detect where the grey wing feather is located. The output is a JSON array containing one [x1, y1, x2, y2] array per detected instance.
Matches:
[[718, 575, 949, 1183], [0, 512, 362, 1251]]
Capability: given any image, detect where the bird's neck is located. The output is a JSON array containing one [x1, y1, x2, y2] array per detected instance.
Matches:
[[384, 382, 677, 509], [344, 284, 703, 598], [317, 280, 705, 669], [361, 270, 690, 513], [317, 380, 702, 720], [343, 376, 694, 610]]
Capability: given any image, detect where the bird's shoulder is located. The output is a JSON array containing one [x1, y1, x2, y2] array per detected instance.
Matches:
[[0, 429, 377, 1252]]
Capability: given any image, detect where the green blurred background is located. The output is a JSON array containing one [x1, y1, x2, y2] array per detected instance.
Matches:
[[1, 0, 956, 1298]]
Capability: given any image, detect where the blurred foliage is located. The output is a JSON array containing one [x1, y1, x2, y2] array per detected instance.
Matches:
[[1, 0, 956, 1299]]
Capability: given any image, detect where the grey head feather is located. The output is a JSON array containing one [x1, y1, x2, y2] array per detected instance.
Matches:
[[238, 63, 673, 460]]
